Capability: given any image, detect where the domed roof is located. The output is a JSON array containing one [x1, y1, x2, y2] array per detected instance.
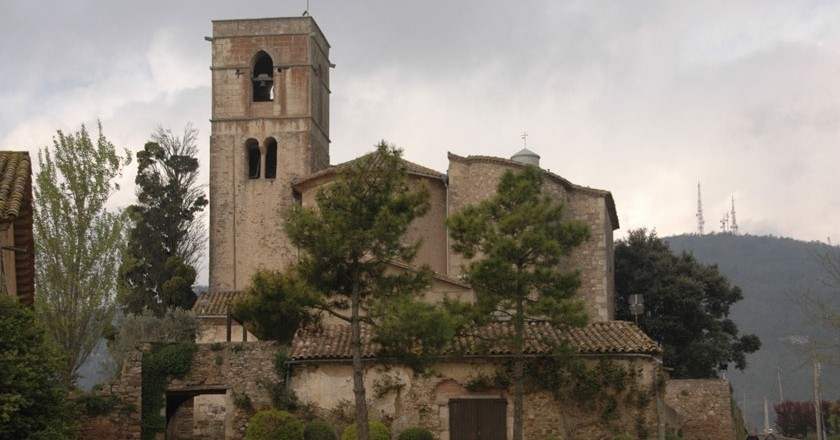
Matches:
[[511, 147, 540, 166]]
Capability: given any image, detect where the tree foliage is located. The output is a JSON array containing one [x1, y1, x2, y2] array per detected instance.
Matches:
[[446, 165, 591, 440], [120, 125, 207, 315], [774, 400, 840, 438], [232, 270, 320, 344], [34, 121, 131, 384], [249, 141, 459, 440], [526, 356, 633, 440], [614, 228, 761, 378], [798, 247, 840, 365], [0, 295, 74, 439], [107, 307, 201, 373]]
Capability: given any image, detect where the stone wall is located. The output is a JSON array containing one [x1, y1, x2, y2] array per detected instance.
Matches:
[[446, 154, 617, 322], [664, 378, 739, 440], [290, 355, 661, 440], [77, 341, 281, 440], [209, 17, 331, 292]]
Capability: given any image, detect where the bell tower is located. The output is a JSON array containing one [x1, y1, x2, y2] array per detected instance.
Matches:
[[208, 17, 331, 291]]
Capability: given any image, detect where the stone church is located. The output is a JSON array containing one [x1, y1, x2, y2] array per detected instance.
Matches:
[[192, 15, 668, 439], [205, 16, 618, 323], [79, 15, 743, 440]]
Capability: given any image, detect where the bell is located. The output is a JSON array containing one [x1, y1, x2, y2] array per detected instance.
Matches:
[[253, 73, 272, 87]]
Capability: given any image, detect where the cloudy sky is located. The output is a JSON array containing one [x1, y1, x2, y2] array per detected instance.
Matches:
[[2, 1, 839, 282]]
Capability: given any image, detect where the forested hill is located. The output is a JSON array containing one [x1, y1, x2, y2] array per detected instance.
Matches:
[[664, 233, 838, 429]]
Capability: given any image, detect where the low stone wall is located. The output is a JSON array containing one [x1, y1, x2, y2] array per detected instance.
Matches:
[[664, 378, 739, 440], [77, 341, 281, 440]]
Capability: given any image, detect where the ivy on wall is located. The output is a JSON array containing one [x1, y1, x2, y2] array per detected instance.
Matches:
[[141, 342, 197, 440]]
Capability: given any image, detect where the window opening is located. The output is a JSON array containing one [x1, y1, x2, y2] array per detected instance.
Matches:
[[246, 139, 260, 179], [252, 52, 274, 102], [264, 138, 278, 179]]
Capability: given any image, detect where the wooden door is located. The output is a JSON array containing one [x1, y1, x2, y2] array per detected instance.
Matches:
[[449, 398, 507, 440]]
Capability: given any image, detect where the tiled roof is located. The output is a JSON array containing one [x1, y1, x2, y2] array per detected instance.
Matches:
[[0, 152, 31, 219], [292, 154, 445, 191], [290, 320, 660, 361], [192, 291, 242, 316]]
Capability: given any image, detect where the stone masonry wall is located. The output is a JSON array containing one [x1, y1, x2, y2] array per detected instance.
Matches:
[[290, 355, 661, 440], [446, 155, 616, 321], [209, 17, 331, 292], [664, 378, 739, 440], [77, 341, 281, 440]]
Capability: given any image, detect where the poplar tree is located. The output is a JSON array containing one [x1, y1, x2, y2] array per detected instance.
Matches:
[[447, 166, 591, 440], [120, 125, 207, 315], [34, 121, 131, 384]]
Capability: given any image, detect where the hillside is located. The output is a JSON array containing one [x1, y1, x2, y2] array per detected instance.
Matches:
[[664, 233, 839, 430]]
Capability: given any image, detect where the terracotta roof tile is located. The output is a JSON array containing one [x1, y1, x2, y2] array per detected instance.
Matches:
[[193, 291, 242, 316], [0, 152, 31, 219], [290, 320, 660, 361], [292, 155, 445, 191]]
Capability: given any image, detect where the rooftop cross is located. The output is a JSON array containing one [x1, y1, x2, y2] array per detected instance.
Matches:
[[521, 132, 528, 149]]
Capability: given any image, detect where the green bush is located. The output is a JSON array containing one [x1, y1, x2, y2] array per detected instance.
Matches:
[[610, 435, 633, 440], [398, 427, 433, 440], [341, 421, 390, 440], [305, 419, 337, 440], [246, 410, 303, 440]]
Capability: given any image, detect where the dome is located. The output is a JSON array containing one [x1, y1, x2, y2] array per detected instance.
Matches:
[[511, 147, 540, 167]]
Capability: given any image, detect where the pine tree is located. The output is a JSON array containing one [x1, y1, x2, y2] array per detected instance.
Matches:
[[447, 165, 590, 440]]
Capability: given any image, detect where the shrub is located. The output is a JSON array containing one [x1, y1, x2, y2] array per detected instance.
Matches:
[[398, 427, 434, 440], [246, 410, 303, 440], [305, 419, 337, 440], [341, 421, 390, 440]]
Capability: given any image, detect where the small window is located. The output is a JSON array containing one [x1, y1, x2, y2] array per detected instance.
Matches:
[[246, 139, 260, 179], [264, 137, 278, 179], [252, 51, 274, 102]]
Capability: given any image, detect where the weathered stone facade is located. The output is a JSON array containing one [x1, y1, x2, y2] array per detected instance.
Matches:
[[208, 17, 331, 292], [664, 379, 741, 440], [206, 17, 620, 321], [78, 342, 280, 440], [289, 356, 661, 440]]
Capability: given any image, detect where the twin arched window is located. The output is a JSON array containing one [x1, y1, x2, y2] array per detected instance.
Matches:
[[246, 137, 278, 179]]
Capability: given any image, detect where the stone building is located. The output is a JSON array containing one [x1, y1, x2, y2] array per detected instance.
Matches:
[[206, 16, 618, 323], [0, 152, 34, 307], [183, 15, 738, 440], [77, 15, 742, 440]]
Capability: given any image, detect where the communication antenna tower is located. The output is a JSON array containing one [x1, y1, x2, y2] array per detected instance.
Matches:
[[720, 212, 730, 232], [696, 182, 705, 235], [730, 195, 739, 235]]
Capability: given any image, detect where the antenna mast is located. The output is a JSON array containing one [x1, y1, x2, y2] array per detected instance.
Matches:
[[730, 195, 739, 235], [696, 182, 705, 235]]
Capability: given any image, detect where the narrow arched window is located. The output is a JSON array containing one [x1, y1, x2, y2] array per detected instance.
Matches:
[[246, 138, 260, 179], [252, 51, 274, 102], [264, 137, 277, 179]]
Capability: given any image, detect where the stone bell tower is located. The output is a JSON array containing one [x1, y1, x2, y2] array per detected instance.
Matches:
[[208, 17, 331, 291]]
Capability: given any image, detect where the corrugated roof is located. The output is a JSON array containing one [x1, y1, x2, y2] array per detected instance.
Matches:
[[192, 291, 242, 316], [290, 320, 660, 361], [0, 152, 31, 219]]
